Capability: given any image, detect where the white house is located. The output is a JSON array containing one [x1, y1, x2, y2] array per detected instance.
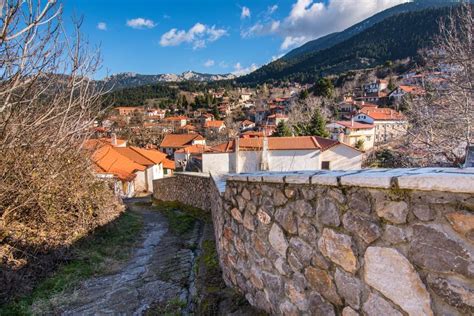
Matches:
[[363, 79, 388, 94], [202, 136, 362, 174], [87, 141, 175, 197], [388, 85, 425, 103]]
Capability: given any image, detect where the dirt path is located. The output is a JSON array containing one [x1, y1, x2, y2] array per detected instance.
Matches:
[[59, 197, 204, 315]]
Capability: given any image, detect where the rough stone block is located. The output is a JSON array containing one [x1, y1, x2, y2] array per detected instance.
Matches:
[[363, 293, 403, 316], [305, 266, 342, 306], [269, 224, 288, 257], [409, 224, 473, 278], [342, 212, 381, 244], [375, 201, 408, 224], [318, 228, 357, 273], [364, 246, 433, 316], [335, 268, 363, 310]]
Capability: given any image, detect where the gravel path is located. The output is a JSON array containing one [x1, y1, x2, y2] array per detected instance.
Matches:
[[59, 197, 203, 316]]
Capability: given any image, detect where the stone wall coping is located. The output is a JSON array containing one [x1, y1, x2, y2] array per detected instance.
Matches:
[[226, 168, 474, 193], [174, 171, 211, 178]]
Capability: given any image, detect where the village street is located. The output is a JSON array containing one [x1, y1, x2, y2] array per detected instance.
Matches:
[[59, 197, 203, 315]]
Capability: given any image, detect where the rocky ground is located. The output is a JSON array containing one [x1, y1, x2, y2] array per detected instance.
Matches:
[[54, 197, 262, 315]]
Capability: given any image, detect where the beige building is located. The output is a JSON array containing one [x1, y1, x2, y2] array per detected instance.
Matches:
[[327, 120, 375, 150], [355, 107, 407, 144]]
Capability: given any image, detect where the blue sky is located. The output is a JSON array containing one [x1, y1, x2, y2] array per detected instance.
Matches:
[[63, 0, 409, 78]]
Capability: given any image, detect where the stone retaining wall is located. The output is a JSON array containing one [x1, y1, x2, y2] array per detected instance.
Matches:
[[153, 172, 212, 211], [214, 169, 474, 315], [153, 169, 474, 315]]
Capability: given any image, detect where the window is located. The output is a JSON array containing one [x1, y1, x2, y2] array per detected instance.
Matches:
[[321, 161, 330, 170]]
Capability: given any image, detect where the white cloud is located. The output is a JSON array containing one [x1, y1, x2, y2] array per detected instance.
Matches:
[[280, 36, 307, 50], [97, 22, 107, 31], [160, 23, 227, 49], [126, 18, 156, 29], [241, 6, 251, 19], [219, 61, 229, 68], [204, 59, 215, 67], [242, 0, 409, 50], [233, 62, 258, 76], [268, 5, 278, 14]]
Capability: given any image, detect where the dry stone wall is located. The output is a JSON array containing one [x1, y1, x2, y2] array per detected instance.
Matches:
[[153, 169, 474, 315], [215, 169, 474, 316]]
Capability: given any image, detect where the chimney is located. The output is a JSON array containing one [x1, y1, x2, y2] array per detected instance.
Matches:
[[261, 135, 269, 171], [234, 137, 240, 173], [111, 133, 117, 146]]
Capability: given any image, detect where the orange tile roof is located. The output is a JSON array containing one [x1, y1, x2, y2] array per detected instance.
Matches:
[[204, 120, 225, 128], [175, 144, 211, 154], [114, 147, 155, 166], [160, 133, 205, 148], [165, 115, 188, 121], [209, 136, 341, 153], [241, 131, 264, 138], [335, 121, 375, 129], [360, 107, 406, 121], [83, 138, 127, 150], [91, 145, 146, 181], [180, 124, 197, 130], [129, 146, 167, 164], [163, 158, 176, 170], [398, 85, 425, 94]]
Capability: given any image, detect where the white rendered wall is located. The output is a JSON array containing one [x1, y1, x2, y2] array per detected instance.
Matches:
[[320, 145, 362, 170]]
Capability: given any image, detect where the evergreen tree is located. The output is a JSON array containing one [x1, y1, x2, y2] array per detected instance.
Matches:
[[273, 120, 292, 137], [314, 78, 334, 98], [212, 104, 220, 120], [307, 109, 329, 138], [299, 89, 309, 100]]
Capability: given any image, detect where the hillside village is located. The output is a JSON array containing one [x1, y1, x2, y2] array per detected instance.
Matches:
[[88, 66, 452, 197]]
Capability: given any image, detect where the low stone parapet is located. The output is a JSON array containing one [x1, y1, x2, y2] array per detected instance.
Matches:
[[215, 168, 474, 315]]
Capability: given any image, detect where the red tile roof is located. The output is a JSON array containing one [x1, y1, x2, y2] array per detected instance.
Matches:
[[160, 133, 205, 148], [204, 120, 225, 128], [209, 136, 342, 153], [165, 116, 188, 121], [175, 144, 211, 154], [91, 145, 145, 181], [335, 121, 375, 129], [129, 146, 168, 164], [114, 147, 155, 166], [163, 158, 176, 170], [360, 107, 406, 121], [398, 85, 425, 95]]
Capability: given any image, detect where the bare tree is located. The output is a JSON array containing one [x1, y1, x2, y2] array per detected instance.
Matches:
[[405, 3, 473, 166], [0, 0, 118, 301]]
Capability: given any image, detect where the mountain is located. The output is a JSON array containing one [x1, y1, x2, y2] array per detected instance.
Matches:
[[238, 5, 456, 85], [103, 71, 236, 91], [283, 0, 458, 61]]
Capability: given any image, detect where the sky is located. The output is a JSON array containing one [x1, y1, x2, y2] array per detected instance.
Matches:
[[63, 0, 410, 78]]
